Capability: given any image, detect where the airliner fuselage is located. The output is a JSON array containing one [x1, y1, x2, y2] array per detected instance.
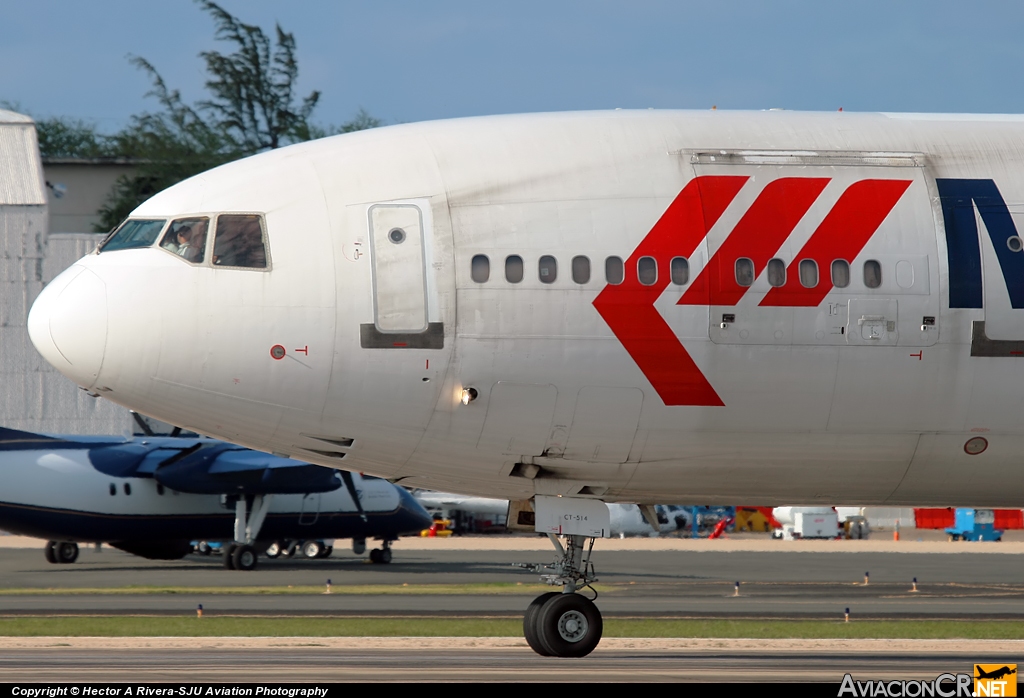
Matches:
[[28, 110, 1024, 508]]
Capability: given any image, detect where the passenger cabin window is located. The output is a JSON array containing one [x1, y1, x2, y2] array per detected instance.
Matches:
[[571, 256, 590, 284], [156, 483, 165, 496], [505, 255, 524, 283], [123, 483, 131, 495], [109, 483, 116, 496], [213, 214, 268, 268], [100, 219, 166, 252], [159, 217, 209, 264], [832, 260, 851, 288], [638, 257, 657, 286], [471, 254, 489, 283], [671, 257, 689, 285], [539, 255, 557, 283], [864, 260, 882, 288], [766, 258, 786, 287], [605, 256, 624, 285], [735, 258, 754, 287], [799, 259, 818, 288]]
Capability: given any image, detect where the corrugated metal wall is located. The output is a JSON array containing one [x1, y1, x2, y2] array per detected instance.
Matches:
[[0, 122, 46, 206], [0, 114, 131, 436]]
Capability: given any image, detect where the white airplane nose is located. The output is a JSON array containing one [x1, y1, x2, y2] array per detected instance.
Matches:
[[28, 266, 108, 388]]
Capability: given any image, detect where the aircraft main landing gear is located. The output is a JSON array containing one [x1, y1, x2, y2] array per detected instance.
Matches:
[[369, 540, 393, 564], [44, 541, 79, 564], [222, 494, 273, 571], [516, 534, 603, 658]]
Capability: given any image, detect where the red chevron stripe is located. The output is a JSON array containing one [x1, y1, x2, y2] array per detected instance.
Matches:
[[677, 177, 829, 307], [760, 179, 913, 307], [592, 176, 746, 406]]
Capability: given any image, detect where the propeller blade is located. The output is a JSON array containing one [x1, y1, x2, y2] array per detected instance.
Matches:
[[340, 470, 367, 522]]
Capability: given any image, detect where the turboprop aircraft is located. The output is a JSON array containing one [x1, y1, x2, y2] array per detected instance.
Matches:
[[28, 108, 1024, 656], [0, 421, 430, 570]]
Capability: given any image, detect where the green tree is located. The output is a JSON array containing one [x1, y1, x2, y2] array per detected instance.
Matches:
[[94, 0, 378, 232]]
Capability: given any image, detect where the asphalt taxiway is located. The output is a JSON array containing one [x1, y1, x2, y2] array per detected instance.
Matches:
[[1, 536, 1022, 682], [1, 541, 1023, 618]]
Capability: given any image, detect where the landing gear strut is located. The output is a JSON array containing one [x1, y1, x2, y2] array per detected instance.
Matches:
[[222, 494, 273, 571], [516, 533, 603, 657]]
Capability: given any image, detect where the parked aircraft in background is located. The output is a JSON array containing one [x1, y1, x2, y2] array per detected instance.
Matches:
[[0, 423, 430, 570], [30, 108, 1024, 655], [413, 490, 688, 536]]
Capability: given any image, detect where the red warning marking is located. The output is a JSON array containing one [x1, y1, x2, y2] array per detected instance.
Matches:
[[1011, 351, 1024, 356], [911, 351, 922, 360], [393, 342, 408, 347], [295, 346, 309, 355], [270, 345, 286, 360], [593, 176, 747, 406], [425, 359, 430, 369], [761, 179, 912, 307], [679, 177, 829, 307]]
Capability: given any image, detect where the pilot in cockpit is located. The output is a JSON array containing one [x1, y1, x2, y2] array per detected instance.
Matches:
[[160, 218, 208, 264]]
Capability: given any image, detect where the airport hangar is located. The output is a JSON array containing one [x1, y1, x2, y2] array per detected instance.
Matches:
[[0, 108, 131, 436]]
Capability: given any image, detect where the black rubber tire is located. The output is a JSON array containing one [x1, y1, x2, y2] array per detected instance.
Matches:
[[44, 541, 58, 564], [318, 546, 333, 559], [534, 593, 603, 658], [57, 542, 79, 564], [380, 548, 392, 564], [369, 549, 381, 563], [264, 541, 282, 559], [523, 592, 560, 656], [232, 544, 258, 571], [223, 544, 237, 569], [302, 540, 323, 559]]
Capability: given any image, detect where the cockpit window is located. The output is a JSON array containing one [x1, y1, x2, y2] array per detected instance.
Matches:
[[100, 219, 167, 252], [158, 217, 209, 264], [213, 215, 268, 268]]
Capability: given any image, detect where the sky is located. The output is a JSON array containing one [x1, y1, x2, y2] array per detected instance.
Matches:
[[2, 1, 1024, 133]]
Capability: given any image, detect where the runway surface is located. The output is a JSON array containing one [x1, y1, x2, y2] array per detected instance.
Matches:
[[1, 538, 1022, 681], [0, 638, 1020, 682]]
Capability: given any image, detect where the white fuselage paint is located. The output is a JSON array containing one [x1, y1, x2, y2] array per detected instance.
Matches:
[[28, 110, 1024, 507]]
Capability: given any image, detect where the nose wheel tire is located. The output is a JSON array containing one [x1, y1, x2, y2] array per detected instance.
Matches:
[[523, 592, 560, 656], [223, 544, 237, 569], [528, 593, 603, 658]]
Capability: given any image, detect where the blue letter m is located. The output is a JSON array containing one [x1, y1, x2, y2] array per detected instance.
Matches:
[[937, 178, 1024, 309]]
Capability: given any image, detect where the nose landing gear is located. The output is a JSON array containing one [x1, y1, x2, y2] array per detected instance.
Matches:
[[517, 533, 603, 658]]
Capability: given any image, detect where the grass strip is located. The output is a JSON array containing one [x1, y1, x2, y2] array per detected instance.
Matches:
[[1, 617, 1023, 639], [0, 583, 566, 596]]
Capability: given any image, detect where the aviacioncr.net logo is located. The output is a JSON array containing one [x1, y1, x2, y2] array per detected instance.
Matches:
[[838, 673, 973, 697]]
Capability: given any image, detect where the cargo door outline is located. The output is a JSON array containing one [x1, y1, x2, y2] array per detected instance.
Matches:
[[298, 493, 320, 525]]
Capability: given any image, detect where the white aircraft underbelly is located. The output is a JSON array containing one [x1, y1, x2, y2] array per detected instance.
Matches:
[[28, 110, 1024, 507]]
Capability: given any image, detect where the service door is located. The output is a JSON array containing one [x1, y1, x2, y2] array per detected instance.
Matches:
[[936, 178, 1024, 346], [368, 204, 428, 333]]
